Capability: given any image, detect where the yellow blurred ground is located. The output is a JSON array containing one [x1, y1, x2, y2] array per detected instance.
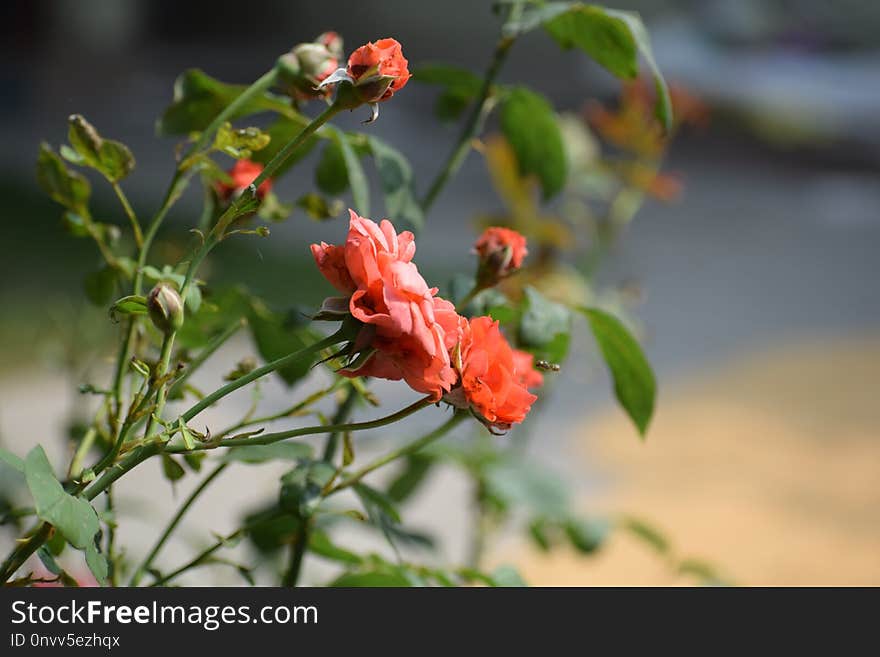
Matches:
[[498, 335, 880, 585]]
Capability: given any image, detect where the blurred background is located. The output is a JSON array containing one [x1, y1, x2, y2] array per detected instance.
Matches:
[[0, 0, 878, 585]]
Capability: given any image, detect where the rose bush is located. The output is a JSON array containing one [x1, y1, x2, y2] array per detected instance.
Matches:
[[0, 3, 711, 589]]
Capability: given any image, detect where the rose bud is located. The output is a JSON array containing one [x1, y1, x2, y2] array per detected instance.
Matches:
[[276, 33, 341, 100], [317, 31, 344, 59], [147, 283, 184, 335], [214, 159, 272, 203], [318, 37, 410, 122], [473, 226, 528, 289]]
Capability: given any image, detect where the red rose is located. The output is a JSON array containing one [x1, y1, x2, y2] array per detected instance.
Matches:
[[449, 316, 537, 432], [215, 159, 272, 202], [346, 38, 411, 102], [311, 210, 460, 399], [474, 227, 528, 287], [511, 349, 544, 390]]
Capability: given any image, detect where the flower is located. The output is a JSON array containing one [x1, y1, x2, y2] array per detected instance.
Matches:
[[215, 159, 272, 202], [346, 38, 410, 102], [512, 349, 545, 390], [311, 210, 459, 399], [474, 226, 528, 288], [147, 283, 184, 335], [277, 33, 342, 100], [449, 316, 537, 431]]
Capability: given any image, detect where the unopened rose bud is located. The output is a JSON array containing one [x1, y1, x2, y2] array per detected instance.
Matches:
[[147, 283, 184, 335], [317, 31, 343, 59], [473, 227, 528, 288], [277, 34, 341, 100]]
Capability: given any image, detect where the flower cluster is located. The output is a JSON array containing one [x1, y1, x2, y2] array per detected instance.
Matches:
[[313, 212, 541, 431]]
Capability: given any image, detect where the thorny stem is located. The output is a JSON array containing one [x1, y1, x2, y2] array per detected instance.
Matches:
[[179, 329, 347, 425], [111, 181, 143, 249], [169, 395, 434, 453], [167, 318, 247, 402]]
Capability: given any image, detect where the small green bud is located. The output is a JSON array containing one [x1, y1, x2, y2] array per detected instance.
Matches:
[[147, 283, 184, 334]]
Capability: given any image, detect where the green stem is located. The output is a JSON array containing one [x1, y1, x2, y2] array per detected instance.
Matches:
[[68, 427, 97, 480], [129, 462, 228, 586], [169, 395, 434, 453], [109, 69, 279, 431], [111, 181, 143, 248], [148, 527, 244, 587], [283, 383, 358, 588], [421, 35, 515, 214], [180, 329, 346, 424], [321, 383, 359, 462], [282, 524, 309, 587], [142, 332, 176, 441], [216, 378, 346, 440], [168, 318, 246, 402], [0, 524, 53, 583], [327, 411, 467, 495], [105, 488, 118, 585]]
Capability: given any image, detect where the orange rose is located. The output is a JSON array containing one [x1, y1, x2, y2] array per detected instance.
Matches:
[[311, 210, 459, 399], [215, 159, 272, 202], [346, 38, 411, 102], [449, 316, 538, 432], [474, 227, 528, 287], [512, 349, 544, 390]]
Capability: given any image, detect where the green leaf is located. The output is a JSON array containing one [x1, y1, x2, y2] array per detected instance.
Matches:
[[85, 543, 108, 585], [280, 461, 336, 518], [500, 87, 567, 200], [353, 483, 401, 524], [157, 69, 291, 136], [37, 143, 91, 212], [386, 454, 434, 503], [110, 295, 148, 319], [518, 286, 571, 362], [243, 505, 300, 554], [161, 454, 186, 482], [24, 446, 100, 550], [565, 517, 610, 554], [368, 136, 424, 231], [326, 127, 369, 216], [490, 564, 528, 587], [621, 515, 670, 554], [544, 4, 671, 131], [84, 267, 117, 306], [315, 141, 349, 195], [37, 546, 62, 575], [296, 193, 344, 221], [412, 63, 483, 122], [503, 1, 572, 36], [308, 531, 363, 565], [67, 114, 102, 166], [412, 63, 483, 92], [330, 570, 412, 587], [484, 457, 569, 517], [579, 307, 656, 436], [68, 115, 136, 182], [247, 302, 321, 387], [223, 442, 313, 464], [213, 122, 271, 160], [97, 140, 136, 182], [0, 447, 24, 473]]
